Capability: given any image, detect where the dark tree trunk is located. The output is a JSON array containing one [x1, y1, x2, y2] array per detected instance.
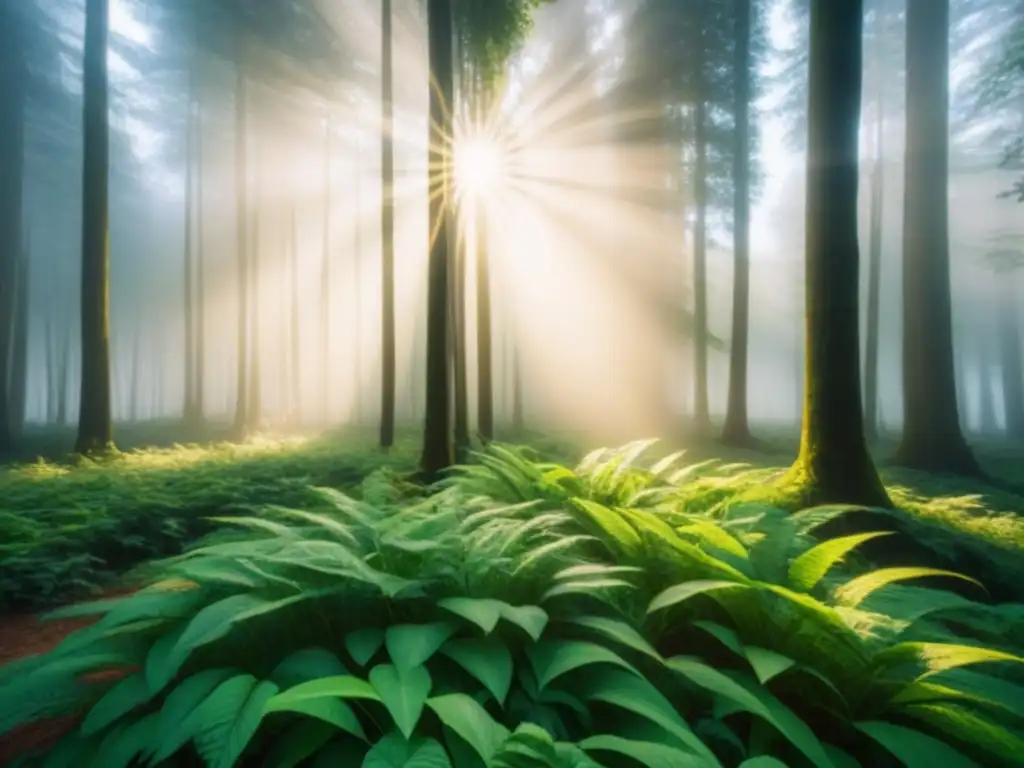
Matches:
[[57, 322, 71, 427], [895, 0, 981, 475], [0, 1, 26, 452], [420, 0, 456, 477], [129, 320, 140, 422], [787, 0, 890, 507], [998, 277, 1024, 439], [10, 246, 29, 437], [194, 87, 206, 424], [978, 329, 998, 434], [722, 0, 754, 447], [183, 69, 196, 425], [692, 2, 710, 435], [863, 75, 885, 442], [75, 0, 115, 455], [380, 0, 396, 448], [476, 79, 495, 444], [231, 53, 250, 439], [45, 312, 56, 424], [452, 212, 470, 457], [320, 116, 331, 424]]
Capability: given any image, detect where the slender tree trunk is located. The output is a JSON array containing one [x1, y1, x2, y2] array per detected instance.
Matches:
[[10, 246, 29, 437], [45, 311, 56, 424], [512, 342, 524, 434], [692, 3, 710, 436], [979, 327, 998, 434], [353, 166, 363, 425], [57, 321, 71, 427], [475, 79, 495, 444], [864, 76, 885, 442], [320, 117, 331, 424], [998, 276, 1024, 439], [380, 0, 397, 448], [76, 0, 115, 455], [722, 0, 754, 447], [129, 319, 140, 422], [452, 211, 470, 456], [787, 0, 890, 507], [248, 207, 262, 430], [895, 0, 980, 475], [0, 2, 26, 452], [194, 87, 206, 425], [183, 71, 196, 425], [231, 52, 250, 439], [289, 203, 301, 425], [420, 0, 456, 477]]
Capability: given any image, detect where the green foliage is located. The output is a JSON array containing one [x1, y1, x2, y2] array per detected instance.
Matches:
[[454, 0, 550, 86], [2, 441, 1022, 767]]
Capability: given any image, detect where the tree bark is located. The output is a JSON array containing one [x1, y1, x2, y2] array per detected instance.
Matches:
[[289, 203, 300, 424], [380, 0, 396, 448], [998, 275, 1024, 439], [75, 0, 115, 455], [978, 327, 998, 434], [722, 0, 754, 447], [353, 166, 363, 425], [420, 0, 456, 477], [231, 51, 250, 439], [195, 82, 206, 425], [692, 0, 710, 436], [10, 246, 29, 437], [183, 69, 196, 425], [894, 0, 981, 475], [476, 77, 495, 444], [863, 72, 885, 442], [787, 0, 890, 507], [320, 116, 331, 424]]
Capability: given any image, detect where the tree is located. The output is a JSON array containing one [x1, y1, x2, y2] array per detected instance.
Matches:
[[722, 0, 754, 447], [230, 42, 250, 440], [784, 0, 890, 507], [380, 0, 397, 449], [894, 0, 982, 475], [984, 247, 1024, 439], [75, 0, 116, 455]]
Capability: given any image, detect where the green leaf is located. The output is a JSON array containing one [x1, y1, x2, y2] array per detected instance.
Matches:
[[144, 623, 188, 694], [528, 640, 640, 690], [370, 664, 432, 739], [94, 712, 158, 768], [569, 499, 643, 554], [186, 674, 279, 768], [676, 520, 750, 560], [565, 615, 662, 662], [386, 623, 458, 673], [787, 532, 892, 592], [264, 676, 380, 741], [267, 695, 365, 741], [148, 668, 235, 763], [499, 604, 548, 642], [739, 759, 789, 768], [855, 721, 980, 768], [542, 579, 635, 602], [362, 732, 453, 768], [692, 621, 744, 657], [346, 628, 385, 667], [835, 568, 983, 608], [260, 720, 336, 768], [270, 648, 349, 688], [579, 735, 710, 768], [648, 581, 749, 614], [874, 642, 1023, 681], [553, 564, 643, 581], [427, 693, 511, 764], [439, 598, 505, 634], [80, 671, 152, 735], [441, 638, 514, 705], [744, 647, 795, 684]]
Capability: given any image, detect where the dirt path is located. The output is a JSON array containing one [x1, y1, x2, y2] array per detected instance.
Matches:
[[0, 590, 135, 764]]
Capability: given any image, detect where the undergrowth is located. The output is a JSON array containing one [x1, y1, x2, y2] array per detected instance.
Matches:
[[1, 441, 1022, 767]]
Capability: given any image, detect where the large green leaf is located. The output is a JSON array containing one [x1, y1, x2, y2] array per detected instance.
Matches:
[[855, 721, 980, 768], [362, 732, 453, 768], [528, 640, 640, 690], [427, 693, 511, 764], [499, 604, 549, 642], [269, 648, 349, 688], [370, 664, 433, 739], [386, 623, 458, 673], [787, 532, 891, 592], [346, 628, 386, 667], [569, 499, 643, 554], [80, 671, 152, 735], [565, 615, 662, 662], [439, 598, 505, 634], [147, 668, 236, 763], [738, 758, 789, 768], [835, 568, 982, 608], [579, 735, 712, 768], [441, 638, 514, 705], [260, 719, 337, 768], [874, 642, 1023, 681], [186, 673, 279, 768], [94, 711, 159, 768], [648, 581, 750, 614], [264, 676, 381, 739], [744, 647, 795, 685]]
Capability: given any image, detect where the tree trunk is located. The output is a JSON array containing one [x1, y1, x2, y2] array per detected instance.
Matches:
[[183, 71, 196, 425], [863, 72, 885, 442], [512, 342, 524, 434], [978, 329, 998, 434], [476, 79, 495, 444], [692, 2, 710, 436], [10, 246, 29, 437], [722, 0, 754, 447], [787, 0, 890, 507], [380, 0, 397, 448], [129, 320, 140, 422], [248, 206, 262, 430], [195, 84, 206, 425], [895, 0, 981, 475], [353, 166, 363, 425], [289, 203, 300, 425], [452, 208, 470, 456], [45, 312, 56, 424], [998, 276, 1024, 439], [231, 52, 250, 439], [75, 0, 115, 455], [57, 321, 71, 427], [420, 0, 456, 477], [0, 1, 26, 452]]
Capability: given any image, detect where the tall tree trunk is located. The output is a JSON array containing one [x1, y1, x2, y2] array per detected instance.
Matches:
[[380, 0, 397, 448], [231, 51, 250, 439], [0, 1, 26, 452], [129, 319, 140, 422], [183, 72, 196, 425], [998, 276, 1024, 439], [863, 73, 885, 442], [692, 3, 710, 436], [475, 78, 495, 444], [512, 343, 524, 434], [289, 203, 300, 424], [10, 245, 29, 437], [978, 327, 998, 433], [194, 86, 206, 425], [722, 0, 753, 447], [353, 166, 363, 425], [45, 311, 56, 424], [248, 207, 262, 430], [452, 209, 470, 456], [320, 117, 331, 424], [420, 0, 456, 477], [76, 0, 115, 455], [57, 321, 71, 427], [895, 0, 980, 474], [787, 0, 890, 507]]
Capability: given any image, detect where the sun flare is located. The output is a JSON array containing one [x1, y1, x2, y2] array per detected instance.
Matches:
[[454, 137, 505, 199]]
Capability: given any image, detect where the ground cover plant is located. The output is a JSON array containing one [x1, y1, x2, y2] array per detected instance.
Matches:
[[1, 442, 1022, 767]]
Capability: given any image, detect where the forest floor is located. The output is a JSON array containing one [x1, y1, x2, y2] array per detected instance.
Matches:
[[0, 421, 1022, 763]]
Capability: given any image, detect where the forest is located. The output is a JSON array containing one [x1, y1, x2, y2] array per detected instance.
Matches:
[[0, 0, 1023, 765]]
